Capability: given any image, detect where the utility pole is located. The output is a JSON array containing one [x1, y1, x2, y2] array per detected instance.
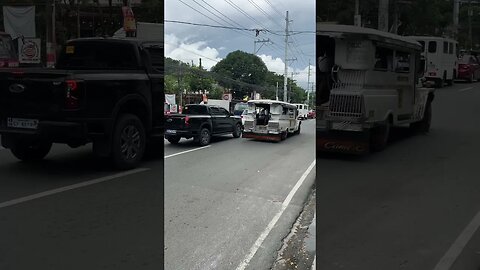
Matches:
[[276, 81, 279, 101], [469, 0, 473, 49], [306, 59, 311, 104], [283, 11, 290, 102], [454, 0, 460, 38], [354, 0, 361, 26], [253, 39, 270, 54], [378, 0, 389, 32]]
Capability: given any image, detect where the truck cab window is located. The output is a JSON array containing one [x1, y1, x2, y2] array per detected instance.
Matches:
[[428, 41, 437, 53]]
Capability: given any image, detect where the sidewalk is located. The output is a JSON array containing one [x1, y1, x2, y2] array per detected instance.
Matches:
[[272, 188, 316, 270]]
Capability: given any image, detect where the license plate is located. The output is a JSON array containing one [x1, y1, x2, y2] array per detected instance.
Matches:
[[7, 118, 39, 129], [166, 129, 177, 134]]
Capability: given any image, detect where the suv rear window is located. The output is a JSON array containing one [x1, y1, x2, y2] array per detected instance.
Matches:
[[57, 41, 139, 70], [183, 105, 208, 115]]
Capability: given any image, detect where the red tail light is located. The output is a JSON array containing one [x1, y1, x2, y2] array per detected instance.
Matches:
[[185, 115, 190, 127], [65, 80, 80, 109]]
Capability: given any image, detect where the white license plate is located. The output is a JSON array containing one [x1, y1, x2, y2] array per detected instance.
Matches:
[[166, 129, 177, 134], [7, 118, 39, 129]]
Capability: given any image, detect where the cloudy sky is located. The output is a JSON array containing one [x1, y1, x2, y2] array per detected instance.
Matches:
[[164, 0, 315, 91]]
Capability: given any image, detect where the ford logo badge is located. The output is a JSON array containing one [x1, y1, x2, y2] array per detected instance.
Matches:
[[9, 83, 26, 93]]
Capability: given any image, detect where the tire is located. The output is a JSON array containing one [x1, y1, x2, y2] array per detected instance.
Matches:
[[197, 128, 211, 146], [294, 124, 301, 135], [469, 73, 474, 83], [370, 120, 390, 152], [10, 140, 52, 162], [167, 136, 181, 144], [436, 78, 444, 88], [410, 102, 432, 134], [233, 123, 242, 138], [111, 113, 146, 170], [280, 131, 288, 141]]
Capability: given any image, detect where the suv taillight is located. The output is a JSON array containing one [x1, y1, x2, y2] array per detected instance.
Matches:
[[65, 80, 80, 109], [185, 116, 190, 127]]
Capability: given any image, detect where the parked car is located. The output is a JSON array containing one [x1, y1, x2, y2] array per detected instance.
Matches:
[[164, 104, 243, 146], [0, 32, 18, 68], [0, 37, 164, 169], [457, 54, 480, 82]]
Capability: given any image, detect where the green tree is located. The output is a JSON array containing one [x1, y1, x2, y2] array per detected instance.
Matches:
[[211, 50, 269, 99]]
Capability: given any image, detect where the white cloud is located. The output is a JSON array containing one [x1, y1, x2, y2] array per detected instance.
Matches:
[[165, 34, 222, 70]]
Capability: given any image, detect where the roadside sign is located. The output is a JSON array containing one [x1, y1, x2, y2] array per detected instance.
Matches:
[[222, 93, 232, 101], [18, 38, 40, 64]]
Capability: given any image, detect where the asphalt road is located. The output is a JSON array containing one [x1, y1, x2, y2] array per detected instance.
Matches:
[[164, 120, 316, 270], [0, 141, 164, 269], [0, 119, 315, 270], [317, 81, 480, 270]]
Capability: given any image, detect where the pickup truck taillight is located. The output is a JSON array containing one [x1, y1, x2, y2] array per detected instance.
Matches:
[[65, 80, 80, 109], [185, 116, 190, 127]]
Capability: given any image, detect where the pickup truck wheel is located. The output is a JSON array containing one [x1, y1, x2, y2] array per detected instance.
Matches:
[[112, 114, 146, 169], [198, 128, 211, 146], [167, 136, 181, 144], [233, 123, 242, 138], [370, 121, 390, 152], [11, 140, 52, 162]]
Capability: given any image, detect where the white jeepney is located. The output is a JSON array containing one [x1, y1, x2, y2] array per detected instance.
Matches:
[[242, 99, 301, 142], [316, 24, 434, 153]]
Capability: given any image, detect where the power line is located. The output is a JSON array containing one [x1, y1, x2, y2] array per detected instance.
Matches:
[[247, 0, 283, 28], [263, 0, 284, 17]]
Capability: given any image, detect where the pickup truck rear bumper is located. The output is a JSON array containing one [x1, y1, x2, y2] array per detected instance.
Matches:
[[0, 120, 89, 147]]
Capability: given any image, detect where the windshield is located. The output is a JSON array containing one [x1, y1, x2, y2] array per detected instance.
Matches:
[[56, 41, 140, 70]]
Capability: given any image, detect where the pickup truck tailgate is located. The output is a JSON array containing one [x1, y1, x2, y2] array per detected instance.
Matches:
[[165, 114, 188, 130], [0, 69, 69, 118]]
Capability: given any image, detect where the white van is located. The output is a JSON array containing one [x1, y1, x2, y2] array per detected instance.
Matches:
[[113, 22, 163, 41], [292, 103, 309, 119], [408, 36, 458, 87]]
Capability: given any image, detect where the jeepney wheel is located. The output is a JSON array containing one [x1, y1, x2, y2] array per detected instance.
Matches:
[[469, 72, 474, 83], [280, 131, 288, 141], [10, 140, 52, 162], [370, 120, 390, 152], [410, 102, 432, 134], [167, 136, 181, 144], [197, 128, 211, 146], [233, 123, 242, 138], [294, 124, 301, 135]]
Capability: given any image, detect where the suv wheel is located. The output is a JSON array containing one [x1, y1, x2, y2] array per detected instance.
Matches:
[[11, 140, 52, 162], [112, 114, 146, 169], [233, 123, 242, 138]]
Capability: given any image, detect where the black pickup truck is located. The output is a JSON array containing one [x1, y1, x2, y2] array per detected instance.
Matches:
[[164, 104, 242, 146], [0, 37, 164, 169]]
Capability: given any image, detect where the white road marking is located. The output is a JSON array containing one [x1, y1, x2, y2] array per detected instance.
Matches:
[[459, 87, 473, 92], [0, 168, 149, 209], [433, 211, 480, 270], [311, 255, 316, 270], [164, 145, 211, 159], [236, 160, 316, 270]]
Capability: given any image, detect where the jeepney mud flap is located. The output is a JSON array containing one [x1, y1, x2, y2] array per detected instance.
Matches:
[[317, 129, 370, 154], [242, 132, 282, 142]]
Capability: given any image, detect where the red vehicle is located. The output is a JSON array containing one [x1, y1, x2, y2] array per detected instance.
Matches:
[[0, 32, 18, 68], [307, 110, 316, 119], [457, 54, 480, 82]]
